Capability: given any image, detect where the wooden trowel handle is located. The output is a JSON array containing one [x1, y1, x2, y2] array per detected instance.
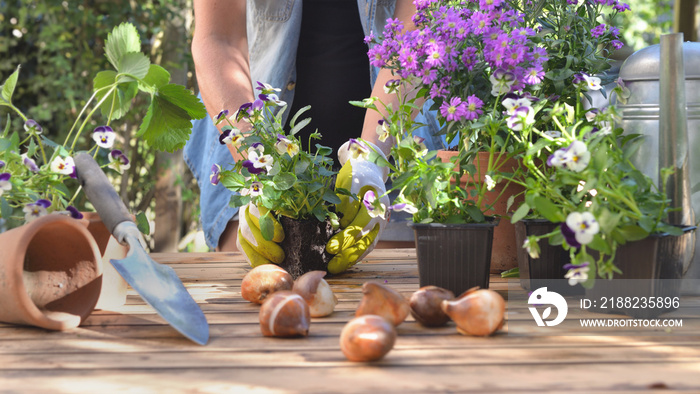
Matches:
[[74, 153, 133, 235]]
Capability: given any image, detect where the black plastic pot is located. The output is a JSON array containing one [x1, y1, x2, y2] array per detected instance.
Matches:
[[514, 219, 583, 295], [586, 226, 696, 318], [410, 220, 498, 296]]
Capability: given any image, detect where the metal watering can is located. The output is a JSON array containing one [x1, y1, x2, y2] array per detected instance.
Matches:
[[613, 34, 698, 281]]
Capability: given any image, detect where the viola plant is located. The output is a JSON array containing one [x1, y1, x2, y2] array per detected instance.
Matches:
[[0, 22, 206, 232], [509, 103, 680, 287], [213, 82, 349, 239]]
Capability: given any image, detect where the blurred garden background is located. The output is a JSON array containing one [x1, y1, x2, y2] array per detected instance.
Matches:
[[0, 0, 695, 252]]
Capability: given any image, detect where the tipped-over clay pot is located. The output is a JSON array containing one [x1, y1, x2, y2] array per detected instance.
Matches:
[[0, 214, 103, 330]]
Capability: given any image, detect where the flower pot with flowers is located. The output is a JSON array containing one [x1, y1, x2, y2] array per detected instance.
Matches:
[[0, 22, 206, 325], [510, 100, 694, 316], [212, 83, 387, 279]]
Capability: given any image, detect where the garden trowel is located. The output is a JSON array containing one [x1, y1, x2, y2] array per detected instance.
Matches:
[[75, 153, 209, 345]]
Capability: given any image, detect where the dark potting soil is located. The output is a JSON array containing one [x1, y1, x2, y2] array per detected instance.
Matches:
[[279, 216, 339, 279]]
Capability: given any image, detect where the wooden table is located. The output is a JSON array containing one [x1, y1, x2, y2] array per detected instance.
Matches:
[[2, 249, 700, 392]]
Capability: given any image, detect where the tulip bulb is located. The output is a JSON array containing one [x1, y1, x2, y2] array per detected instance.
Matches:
[[409, 286, 455, 327], [441, 288, 505, 336], [340, 315, 396, 362], [293, 270, 338, 317], [241, 264, 294, 304], [355, 282, 410, 326], [259, 290, 310, 337]]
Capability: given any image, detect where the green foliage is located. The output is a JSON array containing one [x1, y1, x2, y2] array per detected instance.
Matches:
[[0, 21, 204, 230], [217, 84, 345, 237], [0, 1, 200, 243]]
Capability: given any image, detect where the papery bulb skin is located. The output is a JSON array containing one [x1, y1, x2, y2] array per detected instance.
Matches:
[[241, 264, 294, 304], [441, 288, 505, 336], [355, 282, 410, 326], [293, 270, 338, 317], [409, 286, 455, 327], [259, 291, 310, 337], [340, 315, 396, 362]]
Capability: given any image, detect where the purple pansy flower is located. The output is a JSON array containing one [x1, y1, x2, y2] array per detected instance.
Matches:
[[66, 206, 84, 219], [210, 164, 221, 186], [92, 126, 116, 149], [21, 154, 39, 172], [0, 173, 11, 196], [23, 199, 51, 222], [24, 119, 43, 135], [108, 149, 131, 174]]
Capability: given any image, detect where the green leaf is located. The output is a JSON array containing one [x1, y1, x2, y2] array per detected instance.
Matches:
[[587, 234, 612, 254], [93, 70, 137, 120], [137, 84, 207, 152], [307, 182, 324, 193], [229, 194, 251, 208], [259, 211, 275, 241], [312, 206, 327, 222], [500, 267, 520, 278], [1, 197, 11, 220], [315, 144, 333, 157], [465, 205, 485, 222], [511, 203, 530, 224], [617, 225, 650, 241], [273, 173, 297, 190], [117, 52, 151, 82], [322, 189, 341, 205], [533, 196, 565, 223], [105, 23, 141, 70], [140, 64, 170, 91], [290, 117, 311, 136], [1, 66, 20, 105], [289, 105, 311, 128], [135, 212, 150, 235]]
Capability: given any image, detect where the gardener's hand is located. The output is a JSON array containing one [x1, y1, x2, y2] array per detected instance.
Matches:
[[326, 139, 390, 274], [236, 203, 286, 267]]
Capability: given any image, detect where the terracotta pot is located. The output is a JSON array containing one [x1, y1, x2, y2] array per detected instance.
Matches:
[[81, 212, 129, 310], [437, 150, 525, 273], [0, 214, 103, 330]]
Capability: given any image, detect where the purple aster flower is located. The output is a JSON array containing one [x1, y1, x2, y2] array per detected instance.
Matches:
[[424, 42, 446, 67], [440, 97, 468, 122], [66, 206, 84, 219], [614, 2, 630, 12], [24, 119, 43, 135], [611, 40, 624, 50], [591, 24, 606, 38], [464, 95, 484, 121]]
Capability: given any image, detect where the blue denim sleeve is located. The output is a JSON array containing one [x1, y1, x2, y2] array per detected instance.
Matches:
[[183, 102, 240, 250]]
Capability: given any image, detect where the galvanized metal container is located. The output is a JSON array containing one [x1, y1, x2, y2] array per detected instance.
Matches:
[[614, 39, 700, 279]]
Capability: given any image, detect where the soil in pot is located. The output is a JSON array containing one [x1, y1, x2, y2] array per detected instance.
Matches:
[[279, 216, 339, 279]]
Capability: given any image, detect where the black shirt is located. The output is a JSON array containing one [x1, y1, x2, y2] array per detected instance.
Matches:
[[286, 0, 371, 166]]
